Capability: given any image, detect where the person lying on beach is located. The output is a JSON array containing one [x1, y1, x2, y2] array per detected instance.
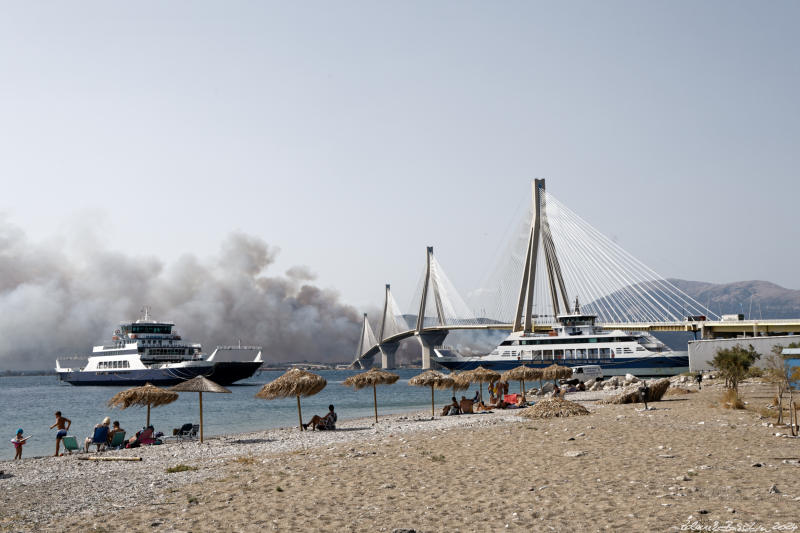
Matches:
[[127, 426, 156, 448], [303, 405, 337, 431], [50, 411, 71, 456], [12, 429, 28, 460], [474, 401, 492, 412], [84, 417, 111, 452], [442, 397, 461, 416]]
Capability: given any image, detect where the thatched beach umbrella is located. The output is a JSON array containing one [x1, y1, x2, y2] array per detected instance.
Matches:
[[343, 368, 399, 423], [255, 369, 327, 431], [108, 383, 179, 427], [542, 363, 572, 384], [454, 366, 501, 403], [501, 365, 543, 401], [169, 376, 231, 443], [408, 370, 455, 417], [448, 370, 470, 397]]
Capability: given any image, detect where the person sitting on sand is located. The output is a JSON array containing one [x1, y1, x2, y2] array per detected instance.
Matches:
[[552, 384, 561, 397], [303, 405, 337, 431], [442, 396, 460, 416], [50, 411, 71, 456], [12, 429, 27, 460], [84, 417, 111, 452], [578, 382, 586, 392], [471, 390, 479, 403]]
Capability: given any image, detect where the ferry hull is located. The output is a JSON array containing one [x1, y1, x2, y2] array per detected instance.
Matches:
[[57, 361, 262, 386], [434, 354, 688, 377]]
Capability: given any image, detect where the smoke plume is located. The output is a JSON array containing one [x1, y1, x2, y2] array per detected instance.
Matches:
[[0, 220, 362, 370]]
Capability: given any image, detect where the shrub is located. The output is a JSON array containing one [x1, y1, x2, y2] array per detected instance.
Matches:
[[711, 344, 760, 392]]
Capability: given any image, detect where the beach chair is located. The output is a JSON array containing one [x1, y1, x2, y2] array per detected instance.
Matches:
[[62, 436, 80, 454], [87, 426, 110, 453], [108, 431, 126, 449]]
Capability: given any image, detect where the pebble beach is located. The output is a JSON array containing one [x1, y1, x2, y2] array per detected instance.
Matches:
[[2, 377, 799, 532]]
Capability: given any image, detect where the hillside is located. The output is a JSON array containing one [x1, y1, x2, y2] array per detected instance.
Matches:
[[668, 279, 800, 319]]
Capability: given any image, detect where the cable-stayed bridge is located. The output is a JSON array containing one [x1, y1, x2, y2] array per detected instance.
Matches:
[[352, 180, 800, 369]]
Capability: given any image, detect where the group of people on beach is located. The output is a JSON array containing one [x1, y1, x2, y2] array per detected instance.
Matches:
[[10, 410, 164, 460], [441, 381, 531, 416]]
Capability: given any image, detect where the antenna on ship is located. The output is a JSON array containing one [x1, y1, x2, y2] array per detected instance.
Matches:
[[574, 296, 580, 314], [141, 306, 151, 321]]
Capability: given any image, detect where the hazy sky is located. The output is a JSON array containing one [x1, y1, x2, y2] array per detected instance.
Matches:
[[2, 2, 798, 313]]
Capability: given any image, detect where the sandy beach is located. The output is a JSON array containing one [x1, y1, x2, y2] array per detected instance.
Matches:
[[2, 378, 799, 532]]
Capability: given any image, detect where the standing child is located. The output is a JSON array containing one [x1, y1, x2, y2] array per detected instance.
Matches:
[[12, 429, 27, 460], [50, 411, 71, 456]]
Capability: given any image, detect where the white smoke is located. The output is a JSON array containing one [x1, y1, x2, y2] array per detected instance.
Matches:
[[0, 219, 362, 370]]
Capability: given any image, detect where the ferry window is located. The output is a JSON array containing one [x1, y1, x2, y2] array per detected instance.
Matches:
[[576, 349, 586, 357], [589, 349, 598, 357], [565, 349, 573, 358], [554, 350, 563, 357]]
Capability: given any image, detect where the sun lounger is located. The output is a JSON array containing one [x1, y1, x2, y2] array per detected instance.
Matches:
[[504, 394, 519, 405], [62, 436, 79, 454], [108, 431, 126, 449]]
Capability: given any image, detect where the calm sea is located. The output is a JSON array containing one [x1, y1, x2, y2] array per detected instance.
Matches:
[[0, 370, 462, 461]]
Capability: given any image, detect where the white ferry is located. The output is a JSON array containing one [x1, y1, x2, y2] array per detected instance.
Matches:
[[434, 304, 688, 377], [56, 310, 263, 386]]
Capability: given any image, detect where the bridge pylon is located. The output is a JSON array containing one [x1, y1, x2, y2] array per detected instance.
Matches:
[[353, 313, 378, 369], [513, 179, 571, 333]]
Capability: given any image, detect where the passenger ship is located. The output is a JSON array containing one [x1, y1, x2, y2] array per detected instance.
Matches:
[[56, 310, 263, 386], [434, 306, 688, 377]]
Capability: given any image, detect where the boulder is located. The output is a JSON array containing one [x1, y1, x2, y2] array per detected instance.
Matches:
[[589, 380, 603, 391], [624, 373, 639, 384]]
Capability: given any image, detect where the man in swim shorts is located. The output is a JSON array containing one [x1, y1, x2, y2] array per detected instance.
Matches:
[[49, 411, 71, 456]]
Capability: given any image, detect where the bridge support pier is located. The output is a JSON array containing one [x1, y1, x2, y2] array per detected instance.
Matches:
[[379, 343, 399, 369], [357, 354, 375, 369], [416, 331, 448, 370]]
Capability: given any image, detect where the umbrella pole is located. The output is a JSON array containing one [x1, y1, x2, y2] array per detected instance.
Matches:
[[297, 395, 303, 431], [479, 380, 483, 404], [521, 378, 526, 402], [147, 404, 151, 427], [199, 391, 204, 443], [430, 385, 435, 417], [373, 384, 378, 424]]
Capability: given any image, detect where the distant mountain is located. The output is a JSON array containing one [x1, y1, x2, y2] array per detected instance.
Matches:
[[668, 279, 800, 319]]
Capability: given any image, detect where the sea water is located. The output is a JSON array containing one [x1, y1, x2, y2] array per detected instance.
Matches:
[[0, 370, 470, 460]]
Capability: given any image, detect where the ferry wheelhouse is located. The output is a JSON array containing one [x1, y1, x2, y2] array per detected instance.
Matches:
[[56, 310, 263, 386], [434, 308, 688, 376]]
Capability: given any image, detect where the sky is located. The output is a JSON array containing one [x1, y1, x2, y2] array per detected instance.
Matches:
[[2, 1, 799, 316]]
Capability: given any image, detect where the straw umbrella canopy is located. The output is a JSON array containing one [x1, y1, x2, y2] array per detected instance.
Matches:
[[454, 366, 501, 403], [169, 376, 231, 443], [501, 365, 544, 401], [107, 383, 179, 427], [255, 368, 327, 431], [343, 368, 399, 423], [542, 363, 572, 384], [408, 370, 455, 417], [448, 370, 470, 397]]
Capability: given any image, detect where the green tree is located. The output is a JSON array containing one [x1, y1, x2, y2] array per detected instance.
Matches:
[[711, 344, 761, 393]]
